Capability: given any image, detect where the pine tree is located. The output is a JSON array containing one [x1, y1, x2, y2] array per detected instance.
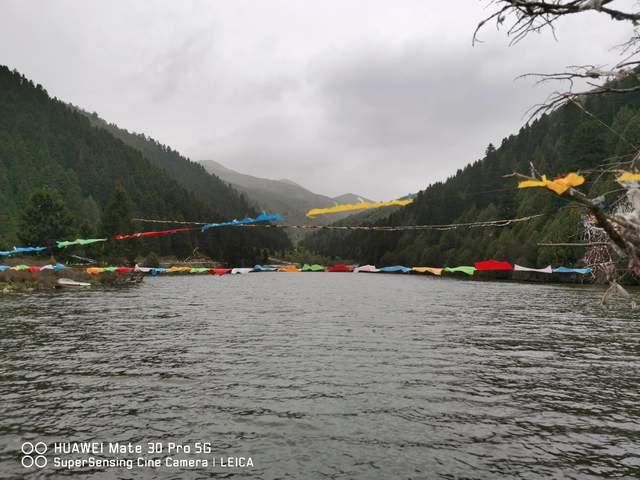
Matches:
[[18, 186, 75, 246], [101, 186, 138, 264]]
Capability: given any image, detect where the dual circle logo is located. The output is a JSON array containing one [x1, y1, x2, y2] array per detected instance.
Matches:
[[21, 442, 48, 468]]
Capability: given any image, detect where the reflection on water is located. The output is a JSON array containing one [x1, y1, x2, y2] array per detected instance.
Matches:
[[1, 275, 639, 479]]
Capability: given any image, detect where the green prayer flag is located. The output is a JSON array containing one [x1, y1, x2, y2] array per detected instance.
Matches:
[[57, 238, 107, 249], [444, 266, 476, 276], [302, 264, 325, 272]]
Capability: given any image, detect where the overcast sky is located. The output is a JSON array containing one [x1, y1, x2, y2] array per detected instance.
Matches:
[[0, 1, 635, 199]]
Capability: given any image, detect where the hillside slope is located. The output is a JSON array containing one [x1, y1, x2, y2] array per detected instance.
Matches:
[[80, 109, 291, 258], [83, 116, 253, 218], [303, 76, 640, 267], [0, 66, 290, 263]]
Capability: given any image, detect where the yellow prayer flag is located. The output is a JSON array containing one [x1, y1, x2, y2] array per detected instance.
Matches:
[[306, 198, 413, 218], [412, 267, 443, 276], [518, 173, 584, 195], [617, 171, 640, 184]]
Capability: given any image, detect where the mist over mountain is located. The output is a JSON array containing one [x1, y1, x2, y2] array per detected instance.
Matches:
[[200, 160, 373, 227]]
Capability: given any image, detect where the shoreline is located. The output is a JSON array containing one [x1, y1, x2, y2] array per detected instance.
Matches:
[[1, 266, 623, 294], [0, 270, 144, 293]]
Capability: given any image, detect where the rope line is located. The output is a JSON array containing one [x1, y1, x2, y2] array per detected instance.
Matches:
[[132, 214, 544, 231]]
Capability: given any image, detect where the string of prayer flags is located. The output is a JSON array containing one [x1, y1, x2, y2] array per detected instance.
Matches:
[[0, 213, 285, 257], [3, 260, 596, 282]]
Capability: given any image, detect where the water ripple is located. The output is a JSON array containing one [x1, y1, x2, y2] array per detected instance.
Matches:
[[1, 275, 639, 479]]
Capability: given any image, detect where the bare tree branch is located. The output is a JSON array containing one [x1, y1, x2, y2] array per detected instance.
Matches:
[[483, 2, 640, 296], [476, 0, 640, 47]]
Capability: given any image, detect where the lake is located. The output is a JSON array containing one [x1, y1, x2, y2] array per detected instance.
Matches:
[[1, 274, 638, 479]]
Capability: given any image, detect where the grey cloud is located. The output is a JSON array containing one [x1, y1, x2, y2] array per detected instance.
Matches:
[[207, 42, 567, 197], [0, 0, 633, 199], [317, 44, 523, 148], [145, 25, 218, 103]]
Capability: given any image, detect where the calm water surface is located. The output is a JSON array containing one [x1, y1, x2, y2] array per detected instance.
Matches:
[[0, 275, 639, 479]]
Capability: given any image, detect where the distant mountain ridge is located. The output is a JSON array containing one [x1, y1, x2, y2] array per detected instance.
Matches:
[[200, 160, 371, 226], [332, 193, 370, 204]]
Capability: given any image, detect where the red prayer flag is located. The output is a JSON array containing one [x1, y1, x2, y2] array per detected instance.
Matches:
[[474, 260, 513, 271], [326, 264, 354, 272], [113, 228, 193, 241], [209, 268, 231, 276]]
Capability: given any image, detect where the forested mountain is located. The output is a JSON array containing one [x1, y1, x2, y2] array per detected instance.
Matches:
[[83, 114, 254, 218], [303, 75, 640, 268], [200, 159, 372, 227], [0, 65, 290, 264]]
